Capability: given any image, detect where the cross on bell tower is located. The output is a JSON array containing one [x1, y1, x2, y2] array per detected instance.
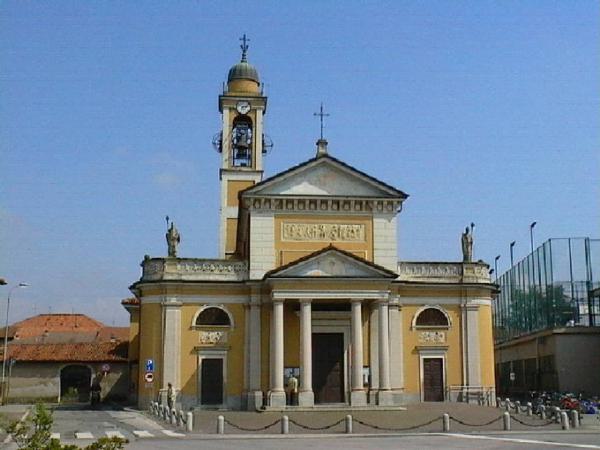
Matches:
[[313, 102, 330, 157]]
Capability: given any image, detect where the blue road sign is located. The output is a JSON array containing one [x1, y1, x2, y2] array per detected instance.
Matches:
[[146, 359, 154, 372]]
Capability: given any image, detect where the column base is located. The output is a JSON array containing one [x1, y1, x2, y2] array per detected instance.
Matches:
[[244, 390, 264, 411], [350, 390, 367, 406], [368, 389, 378, 404], [298, 390, 314, 407], [268, 390, 286, 407], [377, 389, 394, 406]]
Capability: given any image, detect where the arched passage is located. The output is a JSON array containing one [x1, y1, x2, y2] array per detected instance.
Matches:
[[60, 365, 91, 402]]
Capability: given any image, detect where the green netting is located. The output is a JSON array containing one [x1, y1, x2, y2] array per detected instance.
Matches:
[[493, 238, 600, 344]]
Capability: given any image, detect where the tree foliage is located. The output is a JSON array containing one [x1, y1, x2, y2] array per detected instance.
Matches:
[[7, 403, 128, 450]]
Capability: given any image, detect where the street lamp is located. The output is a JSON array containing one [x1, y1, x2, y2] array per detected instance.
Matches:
[[494, 255, 501, 282], [530, 222, 537, 255], [2, 282, 28, 404], [510, 242, 516, 268]]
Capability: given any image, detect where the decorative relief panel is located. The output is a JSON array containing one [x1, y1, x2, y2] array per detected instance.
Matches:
[[281, 223, 365, 242], [199, 331, 227, 345], [418, 331, 446, 344], [141, 258, 248, 282]]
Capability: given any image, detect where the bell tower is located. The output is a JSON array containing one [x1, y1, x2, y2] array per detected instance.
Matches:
[[215, 36, 269, 258]]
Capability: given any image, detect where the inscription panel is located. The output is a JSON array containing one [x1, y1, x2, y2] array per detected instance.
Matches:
[[281, 222, 365, 242]]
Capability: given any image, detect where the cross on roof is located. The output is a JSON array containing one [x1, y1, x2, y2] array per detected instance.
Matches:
[[239, 34, 250, 62], [313, 103, 330, 140]]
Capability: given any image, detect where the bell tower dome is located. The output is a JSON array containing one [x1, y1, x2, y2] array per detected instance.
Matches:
[[216, 35, 269, 258]]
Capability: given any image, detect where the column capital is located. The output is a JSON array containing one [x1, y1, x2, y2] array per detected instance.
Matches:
[[350, 298, 363, 304], [299, 298, 312, 304]]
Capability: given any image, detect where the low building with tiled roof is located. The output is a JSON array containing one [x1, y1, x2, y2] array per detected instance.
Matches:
[[3, 314, 130, 404]]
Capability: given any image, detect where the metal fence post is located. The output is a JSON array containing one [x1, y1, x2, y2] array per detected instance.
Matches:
[[443, 413, 450, 432], [345, 415, 352, 434], [281, 415, 289, 434], [217, 415, 225, 434], [561, 411, 570, 430], [503, 411, 511, 431], [186, 411, 193, 432], [570, 410, 579, 428]]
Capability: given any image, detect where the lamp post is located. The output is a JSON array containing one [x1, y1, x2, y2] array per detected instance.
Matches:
[[2, 283, 27, 404], [530, 222, 537, 255], [510, 242, 516, 268], [494, 255, 501, 282]]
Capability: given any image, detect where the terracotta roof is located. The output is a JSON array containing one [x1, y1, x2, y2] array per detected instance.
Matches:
[[2, 314, 104, 340], [7, 341, 127, 362]]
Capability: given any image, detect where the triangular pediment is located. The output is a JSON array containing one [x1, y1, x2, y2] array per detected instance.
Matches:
[[265, 247, 398, 279], [243, 155, 407, 199]]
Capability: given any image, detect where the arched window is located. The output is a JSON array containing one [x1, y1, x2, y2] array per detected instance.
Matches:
[[231, 116, 253, 167], [195, 307, 231, 327], [414, 307, 450, 328]]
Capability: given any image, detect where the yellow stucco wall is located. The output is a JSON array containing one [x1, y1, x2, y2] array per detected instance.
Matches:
[[227, 180, 255, 207], [179, 303, 247, 399], [401, 304, 464, 396], [274, 214, 373, 266], [226, 218, 238, 254], [137, 302, 162, 403]]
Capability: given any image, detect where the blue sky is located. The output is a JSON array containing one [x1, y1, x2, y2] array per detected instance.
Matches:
[[1, 1, 598, 326]]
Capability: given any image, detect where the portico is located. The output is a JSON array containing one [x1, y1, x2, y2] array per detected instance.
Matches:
[[263, 247, 400, 407]]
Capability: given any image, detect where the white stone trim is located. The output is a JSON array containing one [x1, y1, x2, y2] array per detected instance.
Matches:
[[249, 211, 275, 279], [462, 304, 481, 386], [196, 349, 228, 409], [162, 302, 182, 391], [398, 296, 492, 306], [411, 305, 452, 329], [389, 302, 404, 390], [373, 214, 397, 272], [142, 295, 249, 304], [271, 290, 390, 301], [369, 304, 379, 392], [190, 305, 235, 329], [418, 348, 447, 402]]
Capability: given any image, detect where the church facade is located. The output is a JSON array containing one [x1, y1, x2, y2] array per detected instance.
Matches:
[[125, 42, 496, 410]]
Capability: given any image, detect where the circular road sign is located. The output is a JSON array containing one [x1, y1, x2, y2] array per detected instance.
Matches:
[[144, 372, 154, 383]]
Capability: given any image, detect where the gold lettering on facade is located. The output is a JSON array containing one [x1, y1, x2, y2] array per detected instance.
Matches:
[[281, 223, 365, 242]]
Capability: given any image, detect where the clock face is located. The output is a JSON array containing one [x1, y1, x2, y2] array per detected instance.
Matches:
[[236, 101, 251, 114]]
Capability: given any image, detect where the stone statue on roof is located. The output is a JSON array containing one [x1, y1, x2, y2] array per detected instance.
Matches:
[[166, 219, 180, 258], [461, 223, 474, 262]]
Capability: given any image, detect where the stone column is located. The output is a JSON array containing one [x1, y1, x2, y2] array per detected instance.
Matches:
[[377, 300, 393, 405], [462, 303, 481, 393], [161, 298, 182, 405], [389, 298, 404, 404], [369, 304, 379, 403], [245, 292, 263, 410], [350, 300, 367, 405], [269, 299, 286, 406], [298, 300, 314, 406]]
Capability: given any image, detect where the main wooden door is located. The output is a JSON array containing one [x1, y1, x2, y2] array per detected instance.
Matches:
[[201, 358, 223, 405], [422, 358, 444, 401], [312, 333, 344, 403]]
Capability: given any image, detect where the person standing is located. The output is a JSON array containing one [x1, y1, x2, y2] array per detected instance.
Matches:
[[287, 374, 298, 406], [167, 382, 175, 410]]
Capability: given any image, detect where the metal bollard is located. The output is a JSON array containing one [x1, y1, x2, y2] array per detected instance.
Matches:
[[561, 411, 570, 430], [539, 405, 546, 420], [526, 402, 532, 416], [186, 411, 193, 432], [217, 415, 225, 434], [171, 408, 177, 425], [570, 410, 579, 428], [554, 407, 561, 424], [178, 410, 183, 427], [345, 415, 352, 434], [281, 415, 289, 434], [505, 398, 511, 412], [496, 397, 502, 408], [503, 412, 511, 431], [515, 401, 521, 414], [443, 413, 450, 432]]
